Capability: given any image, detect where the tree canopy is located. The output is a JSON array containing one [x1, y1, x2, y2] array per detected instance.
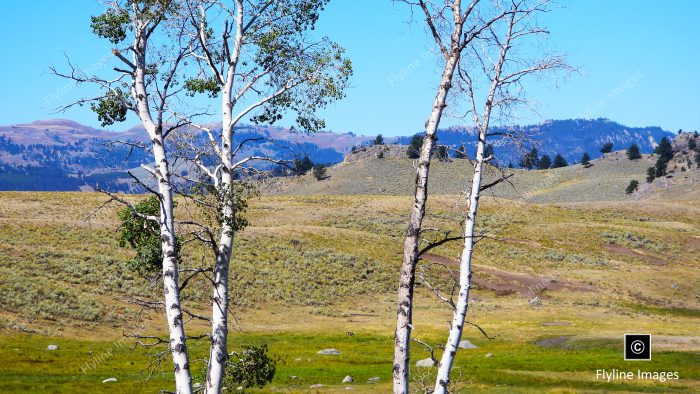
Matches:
[[600, 142, 614, 154], [626, 143, 641, 160], [653, 137, 674, 176], [519, 148, 539, 169], [581, 152, 591, 166], [406, 134, 423, 159], [552, 154, 568, 168]]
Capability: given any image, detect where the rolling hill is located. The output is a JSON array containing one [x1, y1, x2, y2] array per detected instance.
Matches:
[[265, 140, 700, 203], [0, 124, 698, 393], [0, 119, 367, 192], [0, 118, 679, 192], [1, 189, 698, 392]]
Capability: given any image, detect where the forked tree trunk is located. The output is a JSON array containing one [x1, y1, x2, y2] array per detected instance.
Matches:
[[393, 52, 461, 394]]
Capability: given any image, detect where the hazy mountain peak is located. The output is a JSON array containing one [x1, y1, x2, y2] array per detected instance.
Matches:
[[29, 119, 93, 129]]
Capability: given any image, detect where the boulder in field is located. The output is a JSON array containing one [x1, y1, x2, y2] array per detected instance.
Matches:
[[458, 339, 478, 349], [416, 358, 436, 367]]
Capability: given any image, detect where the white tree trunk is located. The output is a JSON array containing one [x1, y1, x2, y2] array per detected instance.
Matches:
[[154, 139, 193, 394], [131, 31, 192, 393], [205, 169, 234, 394], [433, 128, 486, 392], [433, 12, 513, 389], [205, 42, 239, 390], [393, 52, 460, 394]]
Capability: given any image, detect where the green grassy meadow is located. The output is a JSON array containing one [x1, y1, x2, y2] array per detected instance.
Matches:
[[0, 191, 698, 392], [1, 332, 698, 393]]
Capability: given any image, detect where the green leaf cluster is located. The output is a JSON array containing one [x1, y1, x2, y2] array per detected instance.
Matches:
[[184, 78, 221, 98], [117, 196, 175, 275], [247, 2, 352, 131], [91, 8, 130, 44], [91, 89, 128, 127], [223, 344, 277, 390]]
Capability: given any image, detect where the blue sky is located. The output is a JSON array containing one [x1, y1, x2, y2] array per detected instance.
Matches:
[[0, 0, 698, 136]]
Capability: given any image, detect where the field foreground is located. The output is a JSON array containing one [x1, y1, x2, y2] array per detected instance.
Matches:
[[0, 192, 698, 393]]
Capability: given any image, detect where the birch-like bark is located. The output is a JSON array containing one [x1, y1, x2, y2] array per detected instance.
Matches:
[[432, 126, 484, 392], [154, 136, 192, 394], [205, 166, 233, 394], [393, 4, 466, 389], [132, 23, 192, 394], [433, 12, 514, 392], [393, 56, 458, 392], [191, 1, 351, 390], [205, 3, 242, 390], [204, 86, 237, 394]]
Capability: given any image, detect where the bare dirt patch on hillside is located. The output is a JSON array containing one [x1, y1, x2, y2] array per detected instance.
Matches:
[[421, 253, 596, 298], [603, 244, 667, 265], [685, 235, 700, 256]]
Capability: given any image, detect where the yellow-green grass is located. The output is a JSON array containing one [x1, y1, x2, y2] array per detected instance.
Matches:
[[0, 192, 698, 392], [262, 151, 675, 203], [1, 332, 698, 393]]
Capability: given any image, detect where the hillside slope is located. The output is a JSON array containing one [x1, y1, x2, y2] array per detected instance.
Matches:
[[636, 132, 700, 200], [0, 119, 367, 192], [264, 149, 673, 202], [0, 192, 698, 392], [0, 118, 677, 192]]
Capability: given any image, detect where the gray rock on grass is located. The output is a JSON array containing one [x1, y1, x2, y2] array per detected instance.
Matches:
[[458, 339, 478, 349], [416, 358, 436, 367]]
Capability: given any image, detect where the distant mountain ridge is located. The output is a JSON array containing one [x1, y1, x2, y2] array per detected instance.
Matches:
[[398, 118, 675, 165], [0, 118, 677, 191], [0, 119, 369, 191]]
